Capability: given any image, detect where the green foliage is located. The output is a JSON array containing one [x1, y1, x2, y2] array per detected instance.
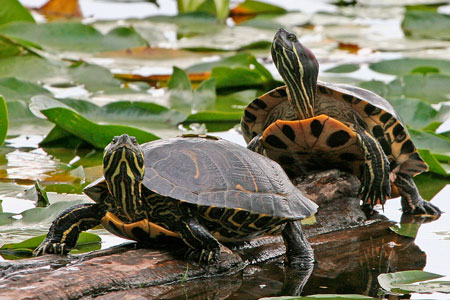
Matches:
[[402, 10, 450, 40], [0, 95, 8, 145], [324, 64, 360, 73], [177, 0, 230, 22], [0, 232, 101, 259], [31, 97, 160, 149], [0, 0, 35, 26], [233, 0, 286, 14], [378, 270, 449, 294], [369, 58, 450, 76], [259, 295, 375, 300], [0, 22, 148, 53]]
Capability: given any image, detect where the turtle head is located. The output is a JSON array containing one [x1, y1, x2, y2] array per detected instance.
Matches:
[[103, 134, 145, 221], [271, 28, 318, 119]]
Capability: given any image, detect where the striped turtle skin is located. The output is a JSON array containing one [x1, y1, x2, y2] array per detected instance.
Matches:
[[241, 28, 441, 216], [34, 134, 317, 268]]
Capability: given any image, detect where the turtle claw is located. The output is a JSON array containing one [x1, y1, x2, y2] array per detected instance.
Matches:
[[185, 248, 220, 266], [33, 240, 68, 256]]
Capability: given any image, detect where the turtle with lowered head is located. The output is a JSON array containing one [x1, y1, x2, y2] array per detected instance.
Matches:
[[34, 134, 318, 268]]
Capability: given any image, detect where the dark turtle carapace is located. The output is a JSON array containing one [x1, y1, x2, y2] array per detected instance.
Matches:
[[34, 134, 318, 268]]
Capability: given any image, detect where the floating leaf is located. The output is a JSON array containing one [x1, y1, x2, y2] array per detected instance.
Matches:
[[417, 150, 449, 176], [390, 223, 420, 238], [260, 294, 375, 300], [37, 0, 83, 18], [324, 64, 360, 73], [388, 98, 437, 130], [378, 270, 446, 294], [0, 0, 35, 26], [31, 97, 160, 149], [0, 96, 8, 145], [402, 10, 450, 41], [230, 0, 286, 16], [0, 22, 148, 53], [360, 74, 450, 104], [369, 58, 450, 76], [0, 232, 101, 259]]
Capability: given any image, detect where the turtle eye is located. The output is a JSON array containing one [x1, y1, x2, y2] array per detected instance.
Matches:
[[112, 137, 119, 144], [131, 137, 138, 145], [287, 34, 297, 42]]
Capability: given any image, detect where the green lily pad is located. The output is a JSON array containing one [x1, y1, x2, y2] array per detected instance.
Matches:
[[0, 96, 8, 145], [0, 22, 148, 53], [418, 150, 449, 176], [259, 294, 375, 300], [0, 232, 101, 259], [360, 74, 450, 104], [390, 222, 420, 238], [324, 64, 360, 73], [388, 98, 437, 130], [31, 97, 160, 149], [409, 128, 450, 158], [402, 10, 450, 41], [0, 0, 35, 26], [378, 270, 448, 294], [369, 58, 450, 76]]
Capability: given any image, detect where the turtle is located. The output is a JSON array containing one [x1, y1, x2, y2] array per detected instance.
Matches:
[[34, 134, 318, 268], [241, 28, 441, 216]]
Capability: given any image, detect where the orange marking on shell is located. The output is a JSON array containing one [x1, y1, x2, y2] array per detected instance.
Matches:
[[101, 212, 179, 240]]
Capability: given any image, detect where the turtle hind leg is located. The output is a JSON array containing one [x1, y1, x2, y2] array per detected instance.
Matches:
[[357, 129, 391, 211], [33, 203, 106, 256], [281, 220, 314, 269], [395, 173, 441, 216], [247, 132, 265, 154], [178, 218, 222, 266]]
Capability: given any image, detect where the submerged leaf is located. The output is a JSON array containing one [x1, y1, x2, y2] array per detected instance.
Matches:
[[324, 64, 360, 73]]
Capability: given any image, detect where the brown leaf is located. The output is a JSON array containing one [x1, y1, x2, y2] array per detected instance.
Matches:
[[116, 72, 211, 87], [37, 0, 82, 19], [101, 46, 203, 60]]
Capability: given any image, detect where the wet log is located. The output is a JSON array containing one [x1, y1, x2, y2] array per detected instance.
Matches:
[[0, 170, 396, 300]]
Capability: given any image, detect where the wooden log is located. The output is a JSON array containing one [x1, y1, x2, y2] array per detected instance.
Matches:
[[0, 170, 413, 300]]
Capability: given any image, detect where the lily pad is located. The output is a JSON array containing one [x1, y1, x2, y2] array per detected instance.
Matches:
[[378, 270, 449, 294], [260, 294, 375, 300], [324, 64, 360, 73], [0, 0, 35, 26], [414, 173, 450, 200], [360, 74, 450, 104], [369, 58, 450, 76], [388, 98, 437, 130], [31, 97, 160, 149], [402, 10, 450, 41], [0, 96, 8, 145], [0, 22, 148, 53], [0, 232, 101, 259]]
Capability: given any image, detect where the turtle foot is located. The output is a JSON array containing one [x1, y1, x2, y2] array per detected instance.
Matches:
[[33, 241, 68, 256], [404, 200, 442, 217]]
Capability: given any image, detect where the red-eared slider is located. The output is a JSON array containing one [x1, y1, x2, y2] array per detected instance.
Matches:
[[34, 134, 318, 267], [241, 28, 441, 216]]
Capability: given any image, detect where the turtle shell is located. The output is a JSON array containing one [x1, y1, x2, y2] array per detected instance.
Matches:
[[141, 135, 317, 219], [241, 82, 427, 177], [83, 135, 317, 243]]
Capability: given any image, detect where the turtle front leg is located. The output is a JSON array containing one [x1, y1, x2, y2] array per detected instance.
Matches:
[[281, 220, 314, 269], [178, 218, 222, 265], [34, 203, 106, 256], [395, 173, 441, 216], [356, 130, 391, 211]]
